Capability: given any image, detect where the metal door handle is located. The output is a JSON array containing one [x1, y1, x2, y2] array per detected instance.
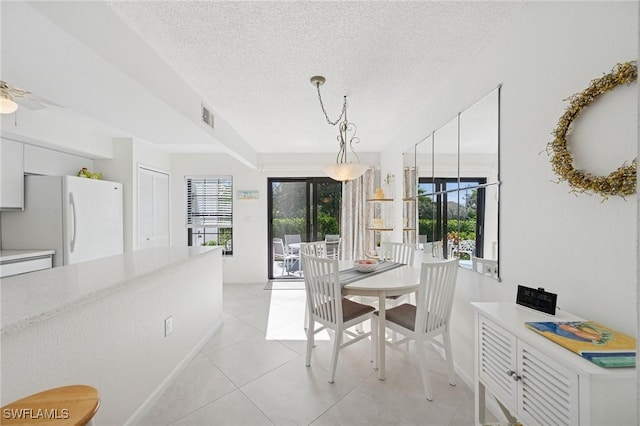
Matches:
[[69, 192, 77, 253]]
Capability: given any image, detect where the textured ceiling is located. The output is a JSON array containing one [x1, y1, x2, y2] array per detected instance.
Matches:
[[103, 1, 524, 155], [2, 1, 525, 161]]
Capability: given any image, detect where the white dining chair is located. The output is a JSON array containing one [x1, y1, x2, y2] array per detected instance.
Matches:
[[353, 241, 416, 336], [373, 258, 458, 400], [325, 234, 341, 259], [300, 241, 327, 258], [302, 253, 377, 383], [380, 241, 415, 265]]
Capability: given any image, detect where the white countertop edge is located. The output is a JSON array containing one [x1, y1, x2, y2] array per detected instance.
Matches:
[[1, 246, 221, 335]]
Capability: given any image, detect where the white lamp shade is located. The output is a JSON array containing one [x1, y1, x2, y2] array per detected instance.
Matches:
[[0, 96, 18, 114], [323, 162, 369, 182]]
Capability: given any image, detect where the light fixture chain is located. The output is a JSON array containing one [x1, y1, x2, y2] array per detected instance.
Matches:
[[316, 84, 346, 126]]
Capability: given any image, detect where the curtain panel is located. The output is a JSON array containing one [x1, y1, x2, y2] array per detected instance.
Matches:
[[340, 168, 375, 260]]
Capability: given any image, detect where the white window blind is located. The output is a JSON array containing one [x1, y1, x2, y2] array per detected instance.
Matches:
[[186, 176, 233, 228]]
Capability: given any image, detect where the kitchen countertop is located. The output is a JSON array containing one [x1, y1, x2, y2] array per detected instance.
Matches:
[[0, 249, 56, 263], [1, 246, 220, 335]]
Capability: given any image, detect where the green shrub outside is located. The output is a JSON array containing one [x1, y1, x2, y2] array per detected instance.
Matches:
[[418, 219, 475, 241], [272, 213, 338, 241]]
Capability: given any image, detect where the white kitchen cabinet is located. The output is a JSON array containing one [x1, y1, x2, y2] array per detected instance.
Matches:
[[0, 250, 54, 277], [0, 139, 24, 210], [473, 302, 636, 426]]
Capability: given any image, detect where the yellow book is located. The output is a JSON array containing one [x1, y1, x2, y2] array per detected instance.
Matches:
[[525, 321, 636, 368]]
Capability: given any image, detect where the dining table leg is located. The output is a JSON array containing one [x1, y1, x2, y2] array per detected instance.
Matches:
[[377, 291, 386, 380]]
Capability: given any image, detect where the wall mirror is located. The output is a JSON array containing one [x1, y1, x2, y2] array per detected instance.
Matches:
[[404, 86, 500, 280]]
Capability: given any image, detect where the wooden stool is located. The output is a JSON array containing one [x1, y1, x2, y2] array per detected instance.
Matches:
[[1, 385, 100, 425]]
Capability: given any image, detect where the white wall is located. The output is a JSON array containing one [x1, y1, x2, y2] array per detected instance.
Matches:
[[382, 1, 638, 386], [95, 138, 171, 252], [170, 152, 382, 284], [171, 154, 268, 284]]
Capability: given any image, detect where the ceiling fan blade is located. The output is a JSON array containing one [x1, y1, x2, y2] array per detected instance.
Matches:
[[13, 95, 46, 110], [1, 80, 64, 110]]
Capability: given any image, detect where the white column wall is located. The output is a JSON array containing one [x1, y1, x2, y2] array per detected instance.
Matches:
[[171, 154, 267, 284]]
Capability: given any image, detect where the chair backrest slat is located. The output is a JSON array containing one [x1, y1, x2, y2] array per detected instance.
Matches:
[[380, 241, 415, 265], [300, 241, 327, 258], [415, 259, 459, 334], [302, 253, 342, 325], [324, 236, 341, 260]]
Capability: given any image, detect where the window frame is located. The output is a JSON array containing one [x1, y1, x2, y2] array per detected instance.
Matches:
[[185, 175, 233, 256]]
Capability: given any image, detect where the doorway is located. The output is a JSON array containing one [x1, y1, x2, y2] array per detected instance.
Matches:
[[268, 177, 341, 279]]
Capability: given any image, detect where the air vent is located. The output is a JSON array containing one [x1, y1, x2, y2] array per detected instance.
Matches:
[[201, 104, 214, 130]]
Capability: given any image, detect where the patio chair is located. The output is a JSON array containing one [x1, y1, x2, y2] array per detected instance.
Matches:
[[452, 239, 475, 259], [373, 258, 459, 400], [273, 237, 299, 276], [302, 253, 376, 383], [284, 234, 302, 254]]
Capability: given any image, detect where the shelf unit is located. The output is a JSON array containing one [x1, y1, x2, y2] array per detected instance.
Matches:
[[402, 197, 416, 243], [472, 302, 636, 426], [366, 198, 393, 231]]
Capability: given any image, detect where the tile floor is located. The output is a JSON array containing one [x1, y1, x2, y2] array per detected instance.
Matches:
[[140, 283, 475, 425]]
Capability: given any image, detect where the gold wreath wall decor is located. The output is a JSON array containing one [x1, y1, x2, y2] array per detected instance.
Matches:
[[547, 60, 637, 198]]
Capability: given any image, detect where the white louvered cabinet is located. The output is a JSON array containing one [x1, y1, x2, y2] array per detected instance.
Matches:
[[472, 302, 636, 426]]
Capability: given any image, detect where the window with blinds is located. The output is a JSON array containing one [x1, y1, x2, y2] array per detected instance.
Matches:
[[185, 176, 233, 255]]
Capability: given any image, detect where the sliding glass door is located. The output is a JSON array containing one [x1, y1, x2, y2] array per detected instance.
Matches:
[[268, 177, 341, 279]]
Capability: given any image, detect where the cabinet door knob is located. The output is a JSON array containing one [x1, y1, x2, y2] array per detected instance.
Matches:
[[506, 370, 521, 381]]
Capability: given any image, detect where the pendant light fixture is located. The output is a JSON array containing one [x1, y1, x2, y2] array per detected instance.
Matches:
[[310, 76, 369, 182]]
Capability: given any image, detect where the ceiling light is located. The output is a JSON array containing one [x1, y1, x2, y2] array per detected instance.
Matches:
[[310, 76, 369, 182], [0, 91, 18, 114]]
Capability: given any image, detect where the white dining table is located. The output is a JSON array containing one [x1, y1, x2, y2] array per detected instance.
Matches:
[[339, 261, 421, 380]]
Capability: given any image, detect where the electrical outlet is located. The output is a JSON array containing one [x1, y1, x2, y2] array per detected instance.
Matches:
[[164, 316, 173, 337]]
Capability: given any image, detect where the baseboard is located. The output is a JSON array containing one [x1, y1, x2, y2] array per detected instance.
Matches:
[[124, 319, 224, 425]]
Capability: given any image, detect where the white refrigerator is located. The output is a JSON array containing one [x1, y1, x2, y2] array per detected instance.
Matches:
[[1, 175, 124, 267]]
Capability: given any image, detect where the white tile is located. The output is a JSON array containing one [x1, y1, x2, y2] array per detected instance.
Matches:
[[206, 335, 299, 387], [172, 390, 273, 426], [236, 300, 302, 333], [143, 284, 475, 426], [225, 283, 271, 300], [302, 335, 378, 387], [355, 349, 471, 425], [241, 357, 354, 425], [200, 317, 264, 355], [448, 392, 476, 426], [137, 353, 236, 425], [310, 388, 414, 426], [223, 292, 271, 317]]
